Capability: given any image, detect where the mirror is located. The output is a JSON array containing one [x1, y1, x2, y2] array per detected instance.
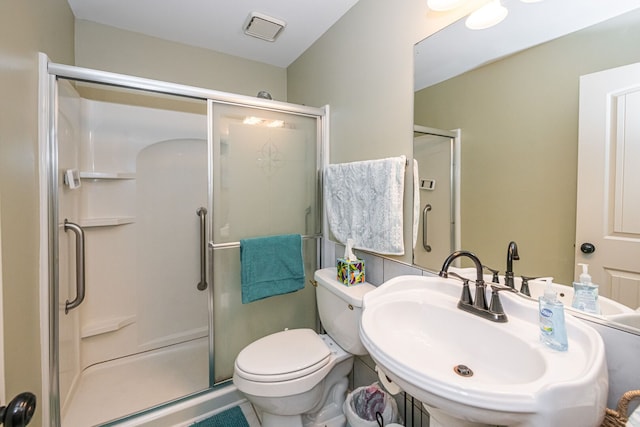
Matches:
[[413, 3, 640, 331]]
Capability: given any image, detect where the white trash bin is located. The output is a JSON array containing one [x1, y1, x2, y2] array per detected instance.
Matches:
[[343, 383, 399, 427]]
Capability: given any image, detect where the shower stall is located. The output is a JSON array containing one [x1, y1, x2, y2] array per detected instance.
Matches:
[[39, 56, 327, 426]]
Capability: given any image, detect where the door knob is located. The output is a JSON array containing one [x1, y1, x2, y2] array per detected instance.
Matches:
[[580, 243, 596, 254], [0, 392, 36, 427]]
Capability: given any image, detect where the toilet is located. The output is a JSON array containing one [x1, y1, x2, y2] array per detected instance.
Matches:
[[233, 267, 376, 427]]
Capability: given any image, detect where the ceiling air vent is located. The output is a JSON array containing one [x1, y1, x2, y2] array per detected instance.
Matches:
[[243, 12, 286, 42]]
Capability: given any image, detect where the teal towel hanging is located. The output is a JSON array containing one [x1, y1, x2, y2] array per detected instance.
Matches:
[[240, 234, 305, 304]]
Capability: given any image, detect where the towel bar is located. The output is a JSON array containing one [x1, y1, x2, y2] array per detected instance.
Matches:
[[209, 233, 321, 250]]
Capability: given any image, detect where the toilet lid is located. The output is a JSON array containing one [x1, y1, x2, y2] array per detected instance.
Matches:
[[235, 329, 331, 382]]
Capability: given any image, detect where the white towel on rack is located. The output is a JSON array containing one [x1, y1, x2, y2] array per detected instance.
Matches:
[[324, 155, 406, 255]]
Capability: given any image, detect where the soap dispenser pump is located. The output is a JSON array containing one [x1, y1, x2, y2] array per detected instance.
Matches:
[[539, 279, 568, 351], [579, 263, 592, 284], [571, 263, 600, 314]]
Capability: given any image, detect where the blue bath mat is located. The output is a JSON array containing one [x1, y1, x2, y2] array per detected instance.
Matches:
[[191, 405, 250, 427]]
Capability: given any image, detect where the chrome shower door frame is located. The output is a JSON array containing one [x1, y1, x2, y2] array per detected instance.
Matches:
[[39, 53, 327, 427]]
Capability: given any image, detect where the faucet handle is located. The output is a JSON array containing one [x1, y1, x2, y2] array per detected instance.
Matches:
[[489, 284, 517, 315], [447, 271, 470, 282], [483, 265, 500, 283], [490, 283, 518, 293], [447, 271, 473, 305], [519, 275, 538, 297]]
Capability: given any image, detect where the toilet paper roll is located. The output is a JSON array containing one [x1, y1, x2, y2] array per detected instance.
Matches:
[[376, 365, 401, 395]]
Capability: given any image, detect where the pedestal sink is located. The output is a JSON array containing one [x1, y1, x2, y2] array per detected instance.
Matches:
[[359, 275, 608, 427]]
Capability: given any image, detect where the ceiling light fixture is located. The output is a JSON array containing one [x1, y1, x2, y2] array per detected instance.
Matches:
[[465, 0, 508, 30], [243, 12, 286, 42], [426, 0, 464, 11]]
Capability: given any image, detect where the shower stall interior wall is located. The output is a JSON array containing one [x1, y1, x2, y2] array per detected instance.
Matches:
[[45, 70, 324, 427]]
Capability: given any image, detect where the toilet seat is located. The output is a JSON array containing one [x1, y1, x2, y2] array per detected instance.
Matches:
[[235, 329, 331, 382], [233, 329, 345, 398]]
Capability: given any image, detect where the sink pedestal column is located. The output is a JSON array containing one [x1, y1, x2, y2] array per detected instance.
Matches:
[[425, 405, 492, 427]]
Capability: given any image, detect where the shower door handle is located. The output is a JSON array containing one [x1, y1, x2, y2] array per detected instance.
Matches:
[[64, 220, 86, 314], [196, 207, 208, 291], [422, 204, 432, 252]]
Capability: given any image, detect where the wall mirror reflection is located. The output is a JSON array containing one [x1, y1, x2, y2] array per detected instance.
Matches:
[[412, 126, 460, 271], [413, 2, 640, 333]]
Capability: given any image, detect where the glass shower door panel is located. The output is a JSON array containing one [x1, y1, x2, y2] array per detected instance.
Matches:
[[136, 138, 209, 350], [57, 81, 212, 425], [413, 133, 454, 271], [210, 103, 320, 382], [57, 81, 83, 409], [211, 240, 318, 382]]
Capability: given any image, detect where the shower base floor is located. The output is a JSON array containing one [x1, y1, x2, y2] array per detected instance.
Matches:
[[62, 337, 212, 426]]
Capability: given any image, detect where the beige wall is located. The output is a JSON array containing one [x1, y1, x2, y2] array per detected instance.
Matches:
[[287, 0, 486, 264], [0, 0, 75, 424], [0, 0, 523, 421], [0, 9, 297, 425], [75, 20, 287, 101], [414, 10, 640, 284]]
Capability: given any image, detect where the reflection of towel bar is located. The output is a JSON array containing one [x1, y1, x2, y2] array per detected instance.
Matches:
[[209, 234, 321, 250]]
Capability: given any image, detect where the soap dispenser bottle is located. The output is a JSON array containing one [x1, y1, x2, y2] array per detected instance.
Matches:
[[539, 279, 568, 351], [571, 263, 600, 314]]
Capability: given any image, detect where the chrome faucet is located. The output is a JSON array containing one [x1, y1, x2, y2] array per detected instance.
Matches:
[[505, 241, 520, 288], [440, 250, 515, 322]]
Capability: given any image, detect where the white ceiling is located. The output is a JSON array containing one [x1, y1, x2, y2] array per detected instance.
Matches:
[[67, 0, 640, 84], [67, 0, 361, 68], [415, 0, 640, 90]]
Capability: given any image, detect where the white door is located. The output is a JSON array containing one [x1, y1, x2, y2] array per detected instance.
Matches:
[[575, 61, 640, 310]]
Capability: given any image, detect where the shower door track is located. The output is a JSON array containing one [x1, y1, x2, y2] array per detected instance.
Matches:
[[47, 62, 324, 117]]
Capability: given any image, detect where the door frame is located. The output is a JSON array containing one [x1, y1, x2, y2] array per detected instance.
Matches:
[[0, 195, 5, 406]]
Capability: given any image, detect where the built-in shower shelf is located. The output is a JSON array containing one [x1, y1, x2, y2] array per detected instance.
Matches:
[[81, 315, 136, 339], [80, 217, 135, 227], [79, 171, 136, 180]]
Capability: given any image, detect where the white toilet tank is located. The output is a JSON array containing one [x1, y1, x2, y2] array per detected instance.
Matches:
[[314, 268, 376, 356]]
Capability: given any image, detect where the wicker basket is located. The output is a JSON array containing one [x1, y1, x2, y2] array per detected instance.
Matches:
[[601, 390, 640, 427]]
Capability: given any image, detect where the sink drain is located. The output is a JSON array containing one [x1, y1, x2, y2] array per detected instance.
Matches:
[[453, 364, 474, 377]]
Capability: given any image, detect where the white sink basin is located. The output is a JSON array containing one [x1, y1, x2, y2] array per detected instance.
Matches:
[[606, 311, 640, 330], [520, 279, 634, 317], [359, 275, 609, 427]]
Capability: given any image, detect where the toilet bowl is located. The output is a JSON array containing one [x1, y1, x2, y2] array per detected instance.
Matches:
[[233, 268, 376, 427]]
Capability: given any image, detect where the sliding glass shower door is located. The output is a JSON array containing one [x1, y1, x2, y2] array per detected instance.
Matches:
[[55, 80, 211, 426], [45, 60, 327, 427], [209, 102, 321, 382]]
